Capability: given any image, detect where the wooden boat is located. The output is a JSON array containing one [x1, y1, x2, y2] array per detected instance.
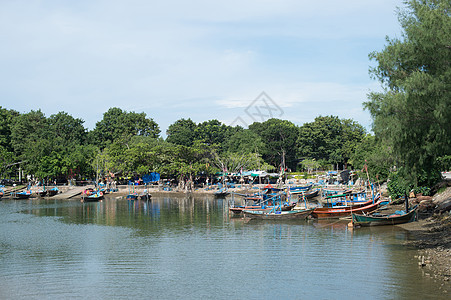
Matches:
[[0, 188, 3, 199], [230, 206, 270, 215], [214, 188, 229, 198], [243, 208, 314, 220], [319, 191, 368, 207], [352, 205, 418, 226], [83, 191, 104, 202], [289, 185, 312, 192], [312, 200, 381, 219], [36, 190, 47, 197], [47, 187, 59, 197], [140, 193, 152, 200], [292, 189, 319, 199], [126, 193, 138, 200], [14, 190, 32, 199]]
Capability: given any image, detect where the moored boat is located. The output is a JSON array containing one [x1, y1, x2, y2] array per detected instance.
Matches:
[[126, 193, 138, 200], [47, 187, 59, 197], [14, 190, 32, 199], [312, 199, 381, 219], [140, 189, 152, 200], [214, 188, 229, 198], [243, 208, 314, 220], [351, 205, 418, 226], [36, 190, 47, 197], [83, 191, 104, 202]]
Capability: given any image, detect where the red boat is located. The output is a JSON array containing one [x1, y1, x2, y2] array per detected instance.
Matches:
[[312, 200, 381, 219]]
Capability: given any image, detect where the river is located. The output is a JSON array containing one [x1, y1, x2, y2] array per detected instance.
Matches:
[[0, 194, 448, 299]]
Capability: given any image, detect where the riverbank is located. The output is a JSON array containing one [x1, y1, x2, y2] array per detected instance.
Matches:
[[399, 214, 451, 287], [396, 186, 451, 288]]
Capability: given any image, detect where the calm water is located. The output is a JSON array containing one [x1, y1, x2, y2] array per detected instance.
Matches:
[[0, 194, 448, 299]]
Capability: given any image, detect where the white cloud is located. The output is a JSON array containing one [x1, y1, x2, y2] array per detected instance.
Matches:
[[0, 0, 403, 131]]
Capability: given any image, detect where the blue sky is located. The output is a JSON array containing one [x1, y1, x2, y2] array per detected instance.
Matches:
[[0, 0, 404, 135]]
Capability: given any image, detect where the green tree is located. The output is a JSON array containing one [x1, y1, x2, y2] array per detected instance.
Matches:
[[90, 107, 160, 148], [166, 118, 197, 147], [10, 110, 50, 177], [249, 119, 298, 171], [365, 0, 451, 187], [349, 134, 393, 181], [297, 116, 365, 168], [222, 129, 263, 154]]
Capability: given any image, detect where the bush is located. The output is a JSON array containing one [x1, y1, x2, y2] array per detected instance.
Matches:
[[387, 172, 406, 199]]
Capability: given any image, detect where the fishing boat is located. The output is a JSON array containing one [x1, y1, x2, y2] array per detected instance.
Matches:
[[14, 190, 32, 199], [126, 193, 138, 200], [214, 187, 229, 198], [36, 190, 47, 197], [351, 205, 418, 226], [126, 182, 138, 200], [289, 185, 312, 192], [83, 191, 104, 202], [292, 189, 320, 199], [319, 191, 369, 207], [243, 208, 314, 220], [47, 187, 59, 197], [139, 189, 152, 200], [0, 187, 4, 199], [312, 199, 381, 219]]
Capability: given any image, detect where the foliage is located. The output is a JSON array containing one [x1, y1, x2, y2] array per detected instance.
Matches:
[[349, 134, 393, 181], [249, 118, 298, 171], [222, 129, 264, 154], [437, 155, 451, 171], [365, 0, 451, 188], [387, 172, 407, 199], [297, 115, 366, 168], [166, 118, 197, 147], [212, 151, 273, 174], [90, 107, 160, 148], [299, 158, 320, 173], [413, 186, 431, 196]]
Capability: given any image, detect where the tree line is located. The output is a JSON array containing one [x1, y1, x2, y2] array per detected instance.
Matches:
[[0, 0, 449, 196], [0, 107, 367, 183]]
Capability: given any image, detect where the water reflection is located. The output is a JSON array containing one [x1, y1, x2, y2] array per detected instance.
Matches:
[[0, 195, 449, 299]]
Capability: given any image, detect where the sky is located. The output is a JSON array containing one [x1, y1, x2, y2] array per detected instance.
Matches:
[[0, 0, 405, 135]]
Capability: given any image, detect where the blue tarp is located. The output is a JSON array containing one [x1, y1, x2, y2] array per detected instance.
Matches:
[[143, 172, 160, 183]]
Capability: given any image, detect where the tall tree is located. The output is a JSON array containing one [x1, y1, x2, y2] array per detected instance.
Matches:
[[249, 119, 298, 171], [297, 116, 365, 168], [166, 118, 197, 147], [365, 0, 451, 187], [90, 107, 160, 148]]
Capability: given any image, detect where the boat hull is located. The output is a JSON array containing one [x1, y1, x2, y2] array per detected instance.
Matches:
[[352, 206, 418, 226], [312, 201, 380, 219], [243, 208, 314, 220]]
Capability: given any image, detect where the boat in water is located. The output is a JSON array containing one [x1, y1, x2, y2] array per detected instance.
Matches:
[[83, 191, 104, 202], [47, 187, 59, 197], [14, 190, 32, 199], [312, 199, 381, 219], [352, 205, 418, 226], [243, 207, 314, 220]]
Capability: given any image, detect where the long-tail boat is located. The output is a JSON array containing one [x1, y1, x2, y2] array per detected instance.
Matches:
[[352, 205, 418, 226], [243, 207, 314, 220], [47, 187, 59, 197], [312, 199, 381, 219], [83, 191, 104, 202], [13, 190, 32, 199]]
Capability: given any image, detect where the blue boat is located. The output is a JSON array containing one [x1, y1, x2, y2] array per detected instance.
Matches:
[[83, 191, 104, 202], [14, 190, 32, 199], [47, 187, 59, 197]]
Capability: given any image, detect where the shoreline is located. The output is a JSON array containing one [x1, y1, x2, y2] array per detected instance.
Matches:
[[398, 213, 451, 286]]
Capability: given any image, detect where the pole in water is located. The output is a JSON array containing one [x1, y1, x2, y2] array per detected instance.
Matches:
[[405, 193, 409, 213]]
